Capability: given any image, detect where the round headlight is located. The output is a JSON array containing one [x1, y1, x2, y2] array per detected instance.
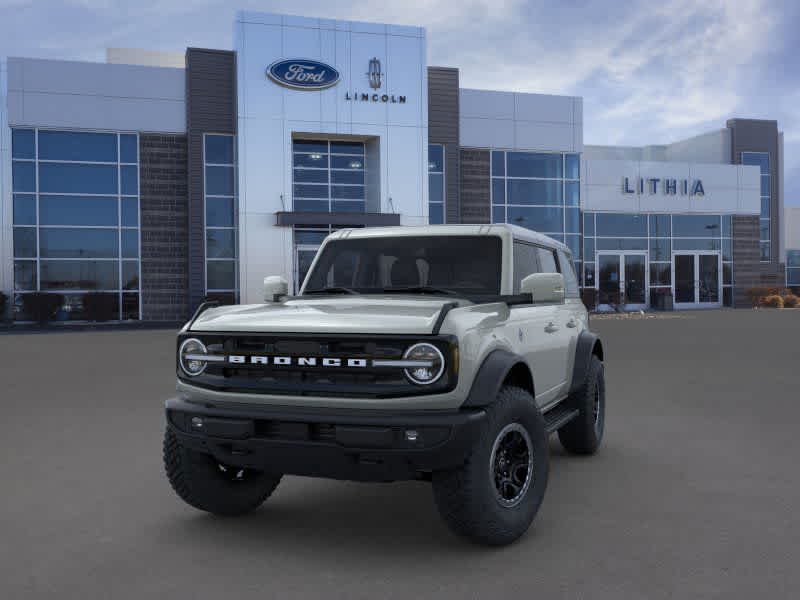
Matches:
[[403, 343, 445, 385], [179, 338, 208, 376]]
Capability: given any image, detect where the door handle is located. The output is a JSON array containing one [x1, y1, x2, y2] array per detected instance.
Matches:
[[566, 318, 577, 328], [545, 322, 559, 333]]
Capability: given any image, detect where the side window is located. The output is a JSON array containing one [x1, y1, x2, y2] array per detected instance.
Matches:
[[536, 247, 559, 274], [513, 241, 539, 293], [557, 249, 580, 297]]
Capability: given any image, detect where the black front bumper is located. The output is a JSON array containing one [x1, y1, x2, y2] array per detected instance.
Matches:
[[165, 397, 486, 482]]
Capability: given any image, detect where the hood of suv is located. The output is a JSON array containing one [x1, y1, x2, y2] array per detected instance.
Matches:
[[188, 296, 462, 335]]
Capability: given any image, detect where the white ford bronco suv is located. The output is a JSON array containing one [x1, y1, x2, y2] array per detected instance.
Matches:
[[164, 224, 605, 545]]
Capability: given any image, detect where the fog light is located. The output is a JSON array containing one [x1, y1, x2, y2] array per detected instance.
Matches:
[[405, 430, 419, 442]]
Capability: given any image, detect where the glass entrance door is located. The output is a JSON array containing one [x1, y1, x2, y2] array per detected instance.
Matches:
[[596, 252, 648, 311], [672, 252, 721, 309]]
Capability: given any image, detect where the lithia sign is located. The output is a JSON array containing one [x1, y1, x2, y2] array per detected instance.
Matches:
[[267, 57, 407, 103], [623, 177, 705, 196]]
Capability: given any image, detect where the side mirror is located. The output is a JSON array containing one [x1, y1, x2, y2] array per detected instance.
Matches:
[[520, 272, 565, 304], [263, 276, 289, 303]]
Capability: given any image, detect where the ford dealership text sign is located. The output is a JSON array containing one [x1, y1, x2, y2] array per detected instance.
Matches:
[[267, 59, 340, 90], [623, 177, 705, 196]]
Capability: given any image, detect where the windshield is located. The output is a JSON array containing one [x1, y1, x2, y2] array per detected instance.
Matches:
[[302, 235, 502, 297]]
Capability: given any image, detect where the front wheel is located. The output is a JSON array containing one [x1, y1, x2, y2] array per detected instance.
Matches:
[[432, 386, 549, 546]]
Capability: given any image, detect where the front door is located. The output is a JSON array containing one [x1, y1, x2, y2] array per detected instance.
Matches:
[[596, 252, 648, 311], [672, 252, 721, 309]]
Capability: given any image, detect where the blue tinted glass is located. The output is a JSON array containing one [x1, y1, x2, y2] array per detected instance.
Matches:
[[789, 269, 800, 285], [507, 180, 562, 205], [331, 155, 363, 169], [649, 214, 671, 237], [428, 145, 444, 172], [492, 206, 505, 224], [584, 262, 595, 286], [14, 227, 37, 257], [40, 260, 119, 290], [722, 238, 732, 261], [39, 163, 118, 194], [332, 170, 364, 185], [294, 230, 328, 245], [205, 135, 234, 164], [650, 264, 671, 286], [40, 228, 118, 258], [207, 260, 236, 290], [760, 197, 770, 218], [429, 203, 444, 224], [40, 195, 118, 226], [12, 129, 35, 159], [207, 229, 236, 258], [206, 166, 235, 195], [760, 175, 770, 196], [13, 194, 36, 225], [121, 165, 138, 195], [596, 238, 647, 250], [787, 251, 800, 268], [14, 260, 37, 291], [331, 201, 365, 213], [673, 214, 721, 237], [206, 197, 234, 227], [583, 238, 595, 261], [294, 153, 329, 168], [491, 151, 505, 177], [121, 198, 139, 226], [546, 234, 564, 242], [429, 174, 444, 204], [506, 206, 563, 233], [492, 179, 505, 205], [721, 215, 732, 237], [760, 242, 770, 261], [741, 152, 769, 174], [294, 184, 328, 199], [122, 229, 139, 258], [294, 169, 328, 184], [595, 213, 647, 237], [565, 154, 580, 179], [293, 140, 328, 154], [583, 213, 595, 236], [565, 207, 580, 233], [38, 131, 117, 162], [12, 161, 36, 192], [507, 152, 562, 178], [331, 185, 364, 200], [565, 234, 581, 260], [759, 220, 770, 240], [122, 261, 139, 290], [565, 181, 579, 206], [330, 141, 364, 155], [120, 135, 138, 163], [294, 199, 329, 212], [649, 238, 671, 261], [673, 238, 721, 251]]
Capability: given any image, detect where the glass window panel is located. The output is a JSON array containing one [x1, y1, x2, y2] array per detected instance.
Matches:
[[205, 135, 234, 164], [723, 287, 732, 307], [649, 214, 671, 237], [595, 213, 647, 237], [787, 268, 800, 285], [121, 198, 139, 227], [330, 155, 362, 169], [650, 263, 671, 286], [428, 144, 444, 172], [39, 163, 118, 194], [12, 129, 35, 159], [787, 251, 800, 268], [584, 238, 595, 262], [596, 238, 647, 250], [507, 152, 562, 178], [331, 200, 365, 213], [294, 230, 328, 245], [294, 168, 329, 184], [565, 181, 579, 206], [565, 234, 581, 260], [672, 214, 721, 237], [330, 141, 364, 155], [13, 194, 36, 225], [14, 261, 37, 291], [205, 197, 234, 227], [40, 228, 118, 258], [673, 238, 721, 251], [40, 195, 118, 226], [122, 261, 139, 290], [293, 140, 328, 154], [583, 213, 595, 236], [492, 206, 505, 224], [13, 227, 37, 258], [40, 260, 119, 290], [429, 202, 444, 225], [546, 233, 564, 242], [565, 207, 580, 233], [205, 166, 234, 195], [760, 242, 770, 261], [513, 242, 539, 291], [584, 262, 595, 287], [761, 197, 770, 218], [294, 199, 329, 212], [759, 219, 770, 240], [492, 179, 505, 205], [331, 185, 364, 200], [721, 215, 732, 237], [332, 170, 365, 185], [428, 173, 444, 204], [122, 293, 140, 320], [723, 263, 732, 285], [38, 131, 117, 162], [506, 206, 563, 233], [536, 247, 559, 274], [121, 229, 139, 258], [565, 154, 580, 179], [741, 152, 769, 174], [206, 229, 236, 258], [649, 238, 671, 261], [760, 175, 770, 196], [120, 134, 138, 163], [207, 260, 236, 290], [12, 161, 36, 192], [293, 153, 329, 168], [294, 184, 329, 199], [491, 151, 505, 177], [121, 165, 138, 195], [507, 179, 562, 205]]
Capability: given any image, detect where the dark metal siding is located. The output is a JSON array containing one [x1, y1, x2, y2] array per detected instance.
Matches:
[[427, 67, 460, 223], [186, 48, 237, 312], [459, 149, 490, 224]]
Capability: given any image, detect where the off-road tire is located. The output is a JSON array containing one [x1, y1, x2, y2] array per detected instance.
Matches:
[[432, 386, 549, 546], [558, 355, 605, 455], [163, 428, 282, 516]]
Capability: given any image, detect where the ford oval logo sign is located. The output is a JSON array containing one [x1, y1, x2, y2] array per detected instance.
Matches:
[[267, 59, 340, 90]]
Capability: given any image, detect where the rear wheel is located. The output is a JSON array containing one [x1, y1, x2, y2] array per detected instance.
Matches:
[[163, 428, 281, 516], [558, 355, 605, 454]]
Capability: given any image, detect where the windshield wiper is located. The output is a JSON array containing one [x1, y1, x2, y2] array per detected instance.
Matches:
[[304, 286, 360, 295], [381, 286, 460, 296]]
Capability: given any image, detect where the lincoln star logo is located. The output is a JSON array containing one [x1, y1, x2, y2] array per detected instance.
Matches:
[[367, 57, 382, 89], [266, 59, 341, 90]]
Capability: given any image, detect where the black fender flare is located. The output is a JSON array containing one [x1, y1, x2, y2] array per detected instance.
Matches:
[[462, 349, 533, 408], [568, 330, 604, 395]]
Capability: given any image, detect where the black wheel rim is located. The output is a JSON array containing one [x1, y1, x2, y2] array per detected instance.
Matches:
[[490, 423, 533, 507]]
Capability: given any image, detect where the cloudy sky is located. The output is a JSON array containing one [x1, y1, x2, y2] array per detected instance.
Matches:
[[2, 0, 798, 204]]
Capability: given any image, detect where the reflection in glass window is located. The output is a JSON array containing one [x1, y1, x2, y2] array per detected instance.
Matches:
[[742, 151, 770, 260], [429, 144, 445, 224], [38, 131, 118, 162], [673, 214, 720, 237], [596, 213, 647, 237], [507, 152, 562, 178], [204, 134, 238, 297], [293, 139, 365, 215]]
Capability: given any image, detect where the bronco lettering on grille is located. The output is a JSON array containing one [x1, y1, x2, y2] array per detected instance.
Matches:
[[227, 355, 369, 368]]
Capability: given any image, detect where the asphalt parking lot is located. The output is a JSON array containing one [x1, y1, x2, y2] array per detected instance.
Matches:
[[1, 309, 799, 599]]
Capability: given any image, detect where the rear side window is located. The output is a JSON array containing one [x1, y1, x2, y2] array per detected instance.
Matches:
[[557, 249, 580, 298], [513, 241, 539, 293], [536, 247, 559, 274]]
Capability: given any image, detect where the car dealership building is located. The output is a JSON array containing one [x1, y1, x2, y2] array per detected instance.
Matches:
[[0, 11, 792, 321]]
